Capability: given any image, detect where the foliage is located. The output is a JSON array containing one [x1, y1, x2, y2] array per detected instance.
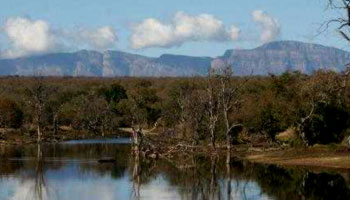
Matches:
[[303, 102, 350, 145], [0, 69, 350, 145], [0, 98, 23, 128]]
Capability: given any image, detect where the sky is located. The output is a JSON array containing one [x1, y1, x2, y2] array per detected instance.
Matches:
[[0, 0, 347, 58]]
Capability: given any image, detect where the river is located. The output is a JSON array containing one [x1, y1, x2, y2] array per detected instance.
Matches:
[[0, 138, 349, 200]]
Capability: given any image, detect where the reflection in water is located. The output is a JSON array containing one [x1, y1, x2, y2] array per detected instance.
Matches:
[[226, 155, 231, 200], [0, 139, 350, 200], [132, 152, 141, 200], [4, 144, 51, 200], [34, 144, 46, 200], [210, 155, 218, 200]]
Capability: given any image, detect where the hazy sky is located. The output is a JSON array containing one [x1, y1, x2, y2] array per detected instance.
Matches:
[[0, 0, 346, 58]]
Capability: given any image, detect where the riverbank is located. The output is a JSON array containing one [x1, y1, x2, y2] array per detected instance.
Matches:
[[241, 145, 350, 171], [2, 128, 350, 171], [140, 135, 350, 171]]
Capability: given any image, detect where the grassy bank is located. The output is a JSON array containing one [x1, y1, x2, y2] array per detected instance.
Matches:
[[239, 145, 350, 170]]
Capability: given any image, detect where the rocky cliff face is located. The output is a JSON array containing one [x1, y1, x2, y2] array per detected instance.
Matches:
[[0, 50, 212, 77], [0, 41, 349, 77], [212, 41, 350, 75]]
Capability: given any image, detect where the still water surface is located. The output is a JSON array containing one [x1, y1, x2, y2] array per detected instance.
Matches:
[[0, 138, 350, 200]]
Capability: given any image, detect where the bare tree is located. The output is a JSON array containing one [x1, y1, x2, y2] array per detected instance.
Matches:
[[25, 76, 51, 142], [204, 69, 220, 150], [218, 66, 245, 153], [131, 127, 143, 153], [326, 0, 350, 41]]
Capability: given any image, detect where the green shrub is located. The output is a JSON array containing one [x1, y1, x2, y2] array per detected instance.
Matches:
[[304, 103, 350, 145]]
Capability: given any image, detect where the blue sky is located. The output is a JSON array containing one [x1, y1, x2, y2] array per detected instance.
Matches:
[[0, 0, 346, 57]]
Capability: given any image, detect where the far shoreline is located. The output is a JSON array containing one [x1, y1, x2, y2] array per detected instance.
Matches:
[[2, 129, 350, 172]]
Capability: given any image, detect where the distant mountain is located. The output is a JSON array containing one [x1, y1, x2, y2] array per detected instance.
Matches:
[[0, 40, 349, 77], [213, 41, 350, 75]]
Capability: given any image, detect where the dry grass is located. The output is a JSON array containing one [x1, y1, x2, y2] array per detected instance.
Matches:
[[244, 146, 350, 170]]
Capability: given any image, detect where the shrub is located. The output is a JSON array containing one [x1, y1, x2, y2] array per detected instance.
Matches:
[[303, 103, 350, 145], [0, 98, 23, 128]]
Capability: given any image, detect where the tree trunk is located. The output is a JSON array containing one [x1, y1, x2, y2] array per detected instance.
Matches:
[[210, 128, 216, 150], [226, 146, 231, 164], [297, 122, 308, 147], [53, 114, 58, 135], [226, 133, 231, 150], [101, 124, 105, 137], [37, 125, 41, 143], [223, 106, 231, 151]]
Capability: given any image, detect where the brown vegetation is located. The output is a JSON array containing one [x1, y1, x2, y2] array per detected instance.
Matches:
[[244, 145, 350, 170], [1, 68, 350, 154]]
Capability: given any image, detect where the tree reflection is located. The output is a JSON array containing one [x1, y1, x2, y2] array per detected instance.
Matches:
[[210, 155, 218, 200], [21, 144, 51, 200], [132, 152, 141, 200], [226, 152, 232, 200], [34, 144, 46, 200], [2, 142, 350, 200]]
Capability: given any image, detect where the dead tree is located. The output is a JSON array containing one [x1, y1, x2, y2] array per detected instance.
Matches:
[[25, 76, 50, 143], [132, 127, 143, 152], [325, 0, 350, 41], [204, 69, 220, 150], [218, 66, 245, 152]]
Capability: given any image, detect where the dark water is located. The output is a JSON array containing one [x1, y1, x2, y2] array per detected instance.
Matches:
[[1, 139, 350, 200]]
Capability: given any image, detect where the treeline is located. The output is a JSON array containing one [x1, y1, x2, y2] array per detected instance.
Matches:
[[1, 67, 350, 147]]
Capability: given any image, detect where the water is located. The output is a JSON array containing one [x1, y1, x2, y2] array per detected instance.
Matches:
[[0, 138, 350, 200]]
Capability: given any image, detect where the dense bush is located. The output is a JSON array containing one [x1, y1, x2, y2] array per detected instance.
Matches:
[[259, 103, 287, 139], [0, 98, 23, 128], [0, 69, 350, 146], [303, 103, 350, 145]]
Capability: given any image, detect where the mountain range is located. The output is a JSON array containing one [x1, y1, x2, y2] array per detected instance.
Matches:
[[0, 40, 349, 77]]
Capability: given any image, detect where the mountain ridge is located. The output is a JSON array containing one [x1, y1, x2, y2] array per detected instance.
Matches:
[[0, 40, 349, 77]]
